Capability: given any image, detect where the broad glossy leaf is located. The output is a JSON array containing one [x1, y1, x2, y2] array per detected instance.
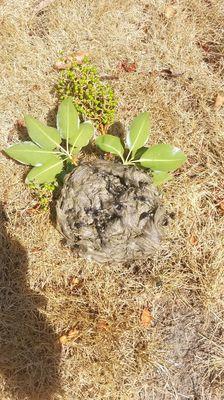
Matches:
[[152, 171, 172, 186], [25, 115, 61, 150], [5, 142, 57, 166], [70, 147, 81, 156], [134, 146, 148, 160], [96, 134, 124, 160], [25, 155, 63, 184], [127, 112, 150, 157], [57, 97, 79, 143], [139, 144, 187, 171], [69, 121, 94, 148]]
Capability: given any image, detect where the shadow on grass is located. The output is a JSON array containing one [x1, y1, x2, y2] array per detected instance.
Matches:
[[0, 202, 61, 400]]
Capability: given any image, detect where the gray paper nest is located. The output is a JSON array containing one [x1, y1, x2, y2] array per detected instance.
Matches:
[[56, 160, 165, 263]]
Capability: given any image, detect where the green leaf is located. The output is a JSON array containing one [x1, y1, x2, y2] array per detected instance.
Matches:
[[133, 146, 148, 160], [70, 147, 81, 156], [127, 112, 150, 157], [96, 134, 124, 161], [25, 155, 63, 184], [25, 115, 61, 150], [57, 97, 79, 143], [152, 171, 172, 186], [4, 142, 57, 166], [139, 144, 187, 171], [69, 121, 94, 148]]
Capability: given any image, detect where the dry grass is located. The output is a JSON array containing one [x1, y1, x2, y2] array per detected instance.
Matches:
[[0, 0, 224, 399]]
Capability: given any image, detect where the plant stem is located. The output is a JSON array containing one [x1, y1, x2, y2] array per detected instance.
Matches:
[[123, 159, 134, 166], [70, 141, 78, 156], [57, 144, 72, 160], [120, 154, 126, 164], [125, 148, 133, 164]]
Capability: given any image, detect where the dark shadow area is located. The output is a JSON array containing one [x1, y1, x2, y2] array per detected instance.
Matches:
[[0, 202, 61, 400], [49, 186, 62, 228], [107, 121, 126, 139], [15, 120, 29, 141], [46, 105, 58, 128]]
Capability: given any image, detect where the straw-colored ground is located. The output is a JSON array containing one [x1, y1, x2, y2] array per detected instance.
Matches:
[[0, 1, 223, 399]]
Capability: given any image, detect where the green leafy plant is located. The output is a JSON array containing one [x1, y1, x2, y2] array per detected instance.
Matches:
[[96, 112, 187, 185], [5, 97, 94, 184], [5, 99, 186, 187], [28, 181, 58, 210], [56, 56, 117, 128]]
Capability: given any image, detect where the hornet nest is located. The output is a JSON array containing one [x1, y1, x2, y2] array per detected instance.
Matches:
[[56, 160, 166, 263]]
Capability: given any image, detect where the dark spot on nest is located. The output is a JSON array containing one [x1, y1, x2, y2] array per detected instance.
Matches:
[[139, 212, 149, 221]]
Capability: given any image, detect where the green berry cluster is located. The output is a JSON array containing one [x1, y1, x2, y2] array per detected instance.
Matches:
[[28, 181, 58, 211], [56, 56, 117, 128]]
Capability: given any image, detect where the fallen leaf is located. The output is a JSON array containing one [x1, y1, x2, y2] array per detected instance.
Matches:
[[53, 61, 72, 71], [73, 50, 89, 64], [219, 200, 224, 213], [16, 119, 25, 128], [140, 308, 152, 328], [189, 234, 198, 245], [119, 60, 137, 73], [59, 335, 67, 344], [67, 328, 80, 339], [26, 204, 41, 213], [31, 247, 43, 253], [53, 51, 88, 70], [67, 276, 80, 287], [199, 42, 211, 53], [97, 320, 110, 332], [59, 328, 80, 344], [164, 4, 177, 19], [214, 93, 224, 110]]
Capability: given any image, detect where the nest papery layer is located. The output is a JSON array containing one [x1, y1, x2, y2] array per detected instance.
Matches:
[[57, 161, 165, 263]]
